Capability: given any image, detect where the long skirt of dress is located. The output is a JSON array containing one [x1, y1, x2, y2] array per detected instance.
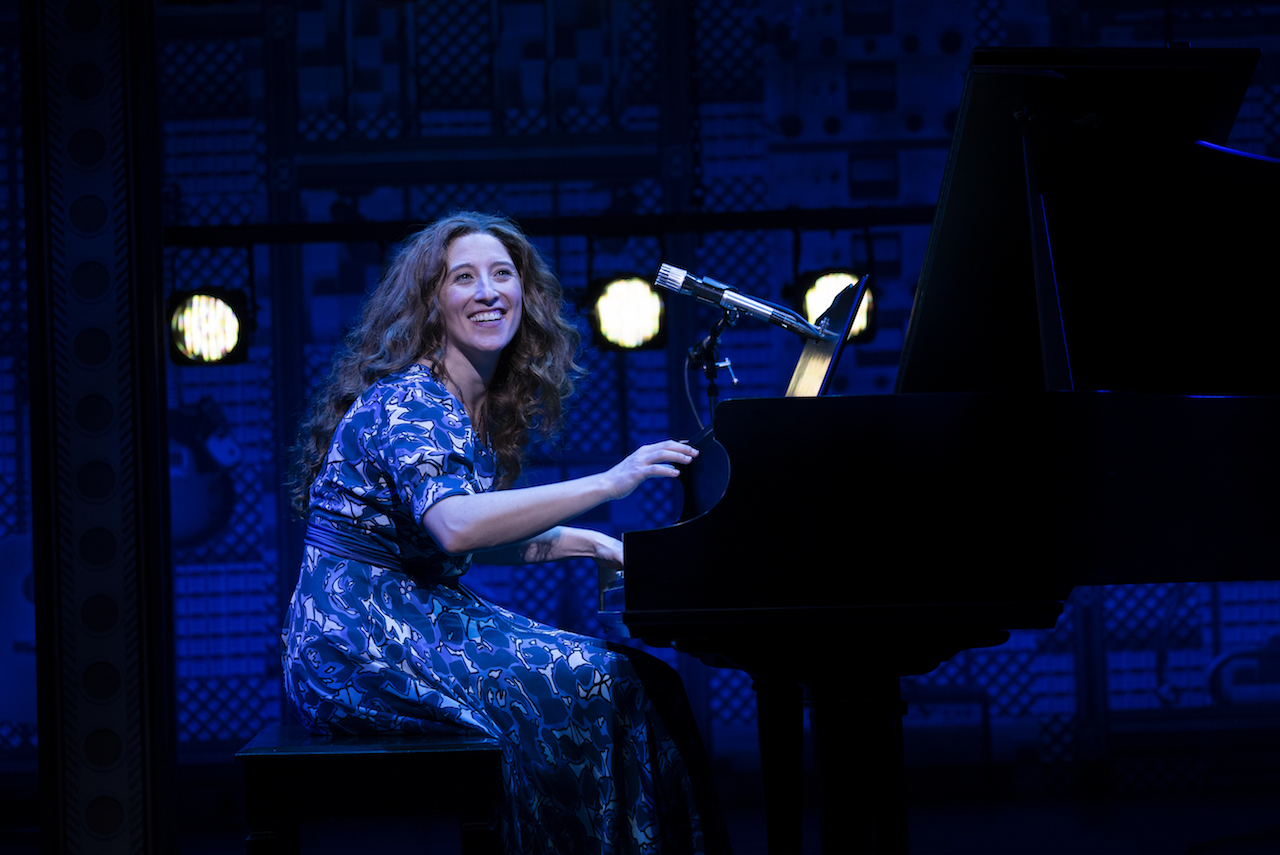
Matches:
[[282, 547, 704, 855]]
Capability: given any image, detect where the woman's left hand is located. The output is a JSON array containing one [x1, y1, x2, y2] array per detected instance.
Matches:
[[589, 531, 624, 571]]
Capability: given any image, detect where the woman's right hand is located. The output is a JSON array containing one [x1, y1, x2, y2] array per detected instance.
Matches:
[[602, 440, 698, 501]]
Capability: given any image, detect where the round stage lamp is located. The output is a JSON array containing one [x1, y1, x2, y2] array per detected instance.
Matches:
[[801, 270, 875, 342], [169, 289, 250, 365], [592, 276, 665, 350]]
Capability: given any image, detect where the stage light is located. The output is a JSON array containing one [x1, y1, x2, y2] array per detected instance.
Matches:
[[168, 289, 251, 365], [799, 270, 875, 343], [589, 276, 666, 350]]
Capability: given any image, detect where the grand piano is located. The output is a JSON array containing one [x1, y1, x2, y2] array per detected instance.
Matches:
[[610, 48, 1280, 854]]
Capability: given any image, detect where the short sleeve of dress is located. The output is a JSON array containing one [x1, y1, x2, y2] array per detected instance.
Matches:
[[376, 380, 486, 523]]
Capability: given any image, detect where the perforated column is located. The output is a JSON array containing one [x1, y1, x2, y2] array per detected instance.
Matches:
[[22, 0, 172, 851]]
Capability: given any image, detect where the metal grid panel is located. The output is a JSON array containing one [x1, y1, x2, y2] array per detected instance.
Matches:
[[694, 230, 779, 400], [699, 103, 767, 182], [623, 346, 679, 528], [709, 668, 756, 726], [974, 0, 1007, 47], [907, 630, 1080, 719], [0, 359, 20, 538], [623, 348, 670, 446], [414, 0, 493, 113], [1103, 583, 1211, 650], [1035, 714, 1077, 792], [631, 178, 663, 214], [563, 346, 624, 456], [1105, 646, 1214, 712], [168, 361, 278, 567], [350, 3, 406, 140], [1219, 581, 1280, 650], [499, 181, 556, 217], [0, 721, 37, 756], [159, 40, 251, 119], [703, 175, 769, 214], [1267, 84, 1280, 159], [559, 105, 610, 134], [163, 118, 267, 226], [556, 181, 613, 216], [174, 562, 279, 679], [508, 557, 608, 638], [167, 327, 282, 746], [176, 675, 280, 745], [503, 107, 550, 135], [550, 1, 612, 134], [304, 342, 339, 400], [408, 183, 505, 219], [297, 0, 349, 141], [621, 0, 659, 111], [694, 0, 764, 103], [166, 245, 252, 295]]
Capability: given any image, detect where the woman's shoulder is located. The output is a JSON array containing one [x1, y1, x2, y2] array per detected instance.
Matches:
[[370, 363, 448, 397], [358, 364, 462, 423]]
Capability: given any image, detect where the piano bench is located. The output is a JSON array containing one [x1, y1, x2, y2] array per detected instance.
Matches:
[[235, 724, 504, 855]]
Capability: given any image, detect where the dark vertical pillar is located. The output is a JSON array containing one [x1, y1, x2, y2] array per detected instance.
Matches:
[[654, 0, 717, 760], [21, 0, 173, 851], [263, 3, 306, 677], [657, 0, 700, 437], [1072, 587, 1111, 797]]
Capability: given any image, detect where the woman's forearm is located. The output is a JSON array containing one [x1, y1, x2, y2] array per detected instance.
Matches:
[[423, 439, 696, 556], [424, 475, 613, 555]]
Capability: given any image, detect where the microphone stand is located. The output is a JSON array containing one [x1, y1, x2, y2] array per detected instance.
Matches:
[[686, 307, 741, 428]]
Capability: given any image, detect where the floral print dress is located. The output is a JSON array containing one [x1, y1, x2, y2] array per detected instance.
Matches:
[[281, 365, 703, 854]]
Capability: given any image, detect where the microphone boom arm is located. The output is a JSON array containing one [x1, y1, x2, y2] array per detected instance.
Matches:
[[655, 263, 836, 342]]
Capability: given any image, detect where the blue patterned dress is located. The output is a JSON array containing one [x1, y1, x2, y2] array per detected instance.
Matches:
[[282, 365, 704, 854]]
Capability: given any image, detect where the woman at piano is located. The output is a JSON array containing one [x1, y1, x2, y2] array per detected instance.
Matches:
[[282, 211, 727, 854]]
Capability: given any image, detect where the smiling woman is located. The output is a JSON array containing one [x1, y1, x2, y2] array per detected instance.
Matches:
[[283, 212, 728, 855]]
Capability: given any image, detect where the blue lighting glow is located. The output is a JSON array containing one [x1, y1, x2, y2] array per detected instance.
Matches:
[[1194, 140, 1280, 164]]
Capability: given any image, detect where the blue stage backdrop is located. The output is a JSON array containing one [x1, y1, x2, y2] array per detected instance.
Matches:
[[3, 0, 1280, 795]]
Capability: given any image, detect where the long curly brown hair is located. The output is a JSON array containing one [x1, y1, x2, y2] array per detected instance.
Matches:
[[288, 212, 581, 515]]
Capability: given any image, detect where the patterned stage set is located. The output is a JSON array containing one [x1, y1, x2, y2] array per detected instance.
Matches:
[[4, 1, 1280, 852]]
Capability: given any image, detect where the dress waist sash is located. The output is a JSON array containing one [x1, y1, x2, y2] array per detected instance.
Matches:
[[304, 519, 403, 570]]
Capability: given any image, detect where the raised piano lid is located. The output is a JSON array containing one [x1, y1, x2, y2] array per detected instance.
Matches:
[[898, 47, 1279, 397]]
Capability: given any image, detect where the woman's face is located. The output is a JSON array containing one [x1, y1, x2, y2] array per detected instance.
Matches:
[[437, 232, 524, 375]]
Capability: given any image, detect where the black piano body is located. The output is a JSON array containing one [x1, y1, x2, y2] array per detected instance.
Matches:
[[625, 390, 1279, 642], [616, 47, 1280, 854]]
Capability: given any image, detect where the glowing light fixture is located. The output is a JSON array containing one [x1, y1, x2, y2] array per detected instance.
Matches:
[[590, 276, 666, 350], [799, 270, 875, 343], [168, 289, 250, 365]]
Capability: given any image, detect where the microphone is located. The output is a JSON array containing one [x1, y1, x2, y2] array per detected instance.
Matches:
[[654, 263, 831, 340]]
